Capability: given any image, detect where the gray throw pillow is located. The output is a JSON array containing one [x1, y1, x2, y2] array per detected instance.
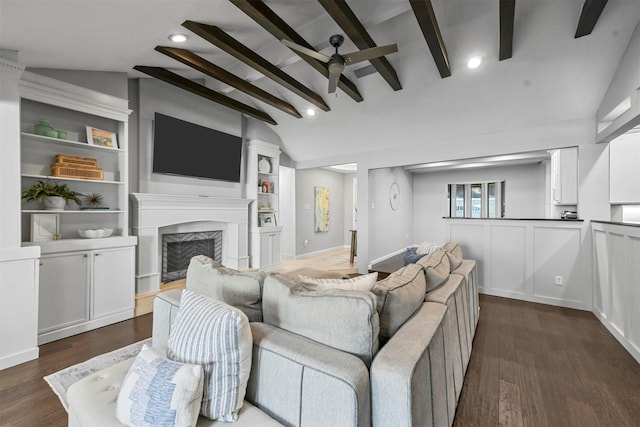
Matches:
[[416, 248, 450, 292], [262, 274, 380, 366], [186, 256, 265, 322], [371, 263, 426, 339]]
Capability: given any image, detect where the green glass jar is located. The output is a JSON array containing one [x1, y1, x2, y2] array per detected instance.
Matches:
[[34, 120, 53, 136]]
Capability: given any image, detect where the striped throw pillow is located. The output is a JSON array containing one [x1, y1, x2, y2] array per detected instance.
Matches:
[[167, 290, 252, 422], [116, 345, 204, 427]]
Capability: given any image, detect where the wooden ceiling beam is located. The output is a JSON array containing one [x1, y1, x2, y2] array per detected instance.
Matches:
[[133, 66, 277, 125], [575, 0, 608, 38], [183, 21, 330, 112], [155, 46, 302, 118], [229, 0, 364, 102], [499, 0, 516, 61], [409, 0, 451, 78], [317, 0, 401, 91]]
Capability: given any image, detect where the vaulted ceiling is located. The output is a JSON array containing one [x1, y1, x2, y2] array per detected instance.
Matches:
[[2, 1, 640, 164]]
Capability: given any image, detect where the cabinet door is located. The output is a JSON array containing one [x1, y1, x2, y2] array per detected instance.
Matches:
[[259, 233, 273, 268], [38, 253, 89, 334], [92, 247, 134, 319], [270, 232, 282, 267]]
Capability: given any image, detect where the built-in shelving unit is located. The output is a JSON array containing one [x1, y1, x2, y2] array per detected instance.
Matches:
[[246, 140, 282, 271], [18, 71, 136, 344]]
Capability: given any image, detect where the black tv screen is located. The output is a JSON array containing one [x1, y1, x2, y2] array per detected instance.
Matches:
[[153, 113, 242, 183]]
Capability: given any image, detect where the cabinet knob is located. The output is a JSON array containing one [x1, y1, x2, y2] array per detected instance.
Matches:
[[39, 261, 43, 267], [83, 254, 89, 258], [95, 253, 101, 256]]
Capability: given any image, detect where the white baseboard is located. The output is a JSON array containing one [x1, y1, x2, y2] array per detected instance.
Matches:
[[37, 311, 134, 345], [368, 247, 407, 269], [478, 288, 589, 311], [0, 347, 39, 370], [295, 245, 348, 259], [592, 309, 640, 365]]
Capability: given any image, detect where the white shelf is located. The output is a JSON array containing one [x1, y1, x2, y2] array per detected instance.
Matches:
[[21, 209, 123, 214], [21, 132, 124, 153], [258, 192, 278, 196], [21, 173, 124, 185]]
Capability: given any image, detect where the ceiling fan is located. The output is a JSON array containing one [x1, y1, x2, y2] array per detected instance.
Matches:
[[282, 34, 398, 94]]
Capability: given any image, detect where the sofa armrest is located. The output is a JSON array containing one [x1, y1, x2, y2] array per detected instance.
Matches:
[[151, 289, 182, 349], [370, 302, 451, 427], [248, 322, 371, 427]]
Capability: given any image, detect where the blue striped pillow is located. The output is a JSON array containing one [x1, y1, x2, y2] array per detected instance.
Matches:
[[116, 345, 204, 427], [167, 290, 252, 422]]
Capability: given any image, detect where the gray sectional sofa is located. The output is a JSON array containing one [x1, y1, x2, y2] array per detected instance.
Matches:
[[67, 244, 478, 427]]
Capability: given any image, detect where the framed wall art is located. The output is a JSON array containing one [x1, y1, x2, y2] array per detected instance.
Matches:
[[31, 214, 59, 242], [314, 186, 329, 232], [86, 126, 118, 148], [258, 212, 277, 227]]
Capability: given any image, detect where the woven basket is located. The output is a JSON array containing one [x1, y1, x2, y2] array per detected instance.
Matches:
[[55, 154, 98, 168], [51, 165, 104, 180]]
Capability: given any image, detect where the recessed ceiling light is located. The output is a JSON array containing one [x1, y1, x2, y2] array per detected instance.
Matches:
[[306, 108, 316, 117], [467, 56, 483, 69], [169, 33, 188, 43]]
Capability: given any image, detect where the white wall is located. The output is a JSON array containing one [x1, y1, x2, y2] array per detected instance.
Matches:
[[368, 167, 413, 261], [343, 173, 356, 246], [412, 163, 547, 247], [279, 165, 296, 258]]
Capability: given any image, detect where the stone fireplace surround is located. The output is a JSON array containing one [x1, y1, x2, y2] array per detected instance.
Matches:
[[130, 193, 251, 294]]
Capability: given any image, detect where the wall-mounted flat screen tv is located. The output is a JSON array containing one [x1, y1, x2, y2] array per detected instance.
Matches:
[[153, 112, 242, 183]]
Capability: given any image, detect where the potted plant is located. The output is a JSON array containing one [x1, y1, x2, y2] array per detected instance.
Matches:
[[22, 180, 82, 210]]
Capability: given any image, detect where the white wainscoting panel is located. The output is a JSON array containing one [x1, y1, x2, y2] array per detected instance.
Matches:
[[591, 222, 640, 364], [533, 227, 582, 304], [610, 233, 627, 336], [490, 225, 527, 295], [592, 229, 609, 315], [446, 219, 588, 310]]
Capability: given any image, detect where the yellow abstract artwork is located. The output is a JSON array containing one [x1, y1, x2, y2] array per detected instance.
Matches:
[[314, 186, 329, 232]]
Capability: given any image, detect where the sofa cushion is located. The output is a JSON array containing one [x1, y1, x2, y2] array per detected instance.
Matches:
[[186, 255, 265, 322], [282, 267, 349, 280], [416, 248, 450, 292], [299, 272, 378, 291], [442, 241, 464, 270], [402, 247, 428, 265], [371, 263, 426, 340], [167, 290, 252, 422], [116, 345, 204, 427], [262, 274, 379, 366]]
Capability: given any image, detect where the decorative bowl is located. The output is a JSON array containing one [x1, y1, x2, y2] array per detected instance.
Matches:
[[78, 228, 113, 238]]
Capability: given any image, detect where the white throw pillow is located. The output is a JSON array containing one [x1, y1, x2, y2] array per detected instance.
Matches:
[[116, 344, 204, 427], [416, 241, 439, 255], [299, 272, 378, 291], [167, 290, 252, 422]]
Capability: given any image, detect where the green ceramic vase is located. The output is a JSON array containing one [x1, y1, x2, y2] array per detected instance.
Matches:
[[34, 120, 53, 136]]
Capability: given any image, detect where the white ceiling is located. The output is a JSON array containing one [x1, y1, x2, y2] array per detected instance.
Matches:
[[2, 0, 640, 165]]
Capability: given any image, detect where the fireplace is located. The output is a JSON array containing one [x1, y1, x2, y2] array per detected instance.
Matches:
[[162, 231, 222, 282], [130, 193, 251, 294]]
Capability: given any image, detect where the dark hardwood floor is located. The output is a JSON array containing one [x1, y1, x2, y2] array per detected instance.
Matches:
[[0, 314, 152, 426], [454, 295, 640, 427], [1, 295, 639, 426]]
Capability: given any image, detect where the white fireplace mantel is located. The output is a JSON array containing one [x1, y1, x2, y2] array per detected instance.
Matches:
[[130, 193, 251, 293]]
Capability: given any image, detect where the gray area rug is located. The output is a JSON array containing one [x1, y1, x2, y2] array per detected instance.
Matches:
[[44, 338, 151, 412]]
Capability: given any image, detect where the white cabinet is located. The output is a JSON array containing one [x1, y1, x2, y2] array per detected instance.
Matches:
[[246, 140, 282, 271], [259, 228, 282, 271], [609, 133, 640, 203], [551, 147, 578, 205], [36, 241, 136, 344]]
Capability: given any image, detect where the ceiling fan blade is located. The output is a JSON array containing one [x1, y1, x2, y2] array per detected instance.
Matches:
[[343, 44, 398, 65], [328, 68, 340, 93], [281, 39, 331, 63]]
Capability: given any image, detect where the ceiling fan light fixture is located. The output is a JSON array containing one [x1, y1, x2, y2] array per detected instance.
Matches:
[[169, 33, 188, 43], [467, 56, 483, 69], [306, 108, 316, 117]]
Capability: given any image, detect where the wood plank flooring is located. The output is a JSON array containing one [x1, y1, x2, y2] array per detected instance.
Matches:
[[454, 295, 640, 427], [1, 294, 639, 426]]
